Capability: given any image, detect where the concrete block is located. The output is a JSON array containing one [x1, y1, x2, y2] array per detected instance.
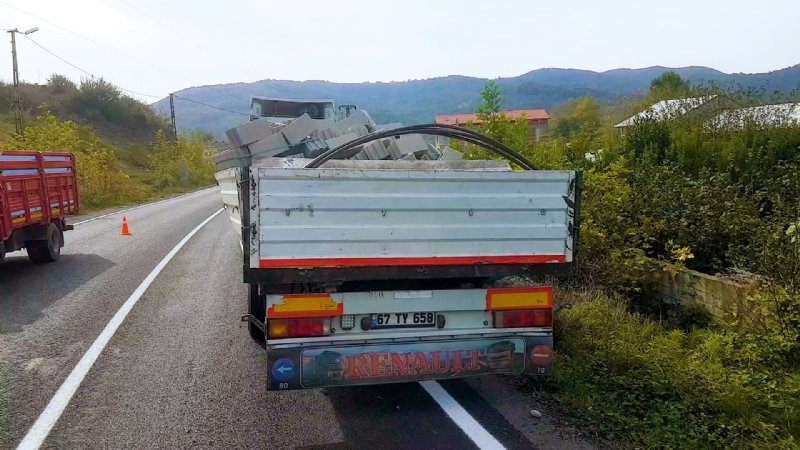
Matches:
[[281, 114, 319, 146], [363, 141, 389, 160], [332, 110, 375, 134], [351, 149, 368, 160], [387, 134, 427, 159], [324, 133, 358, 150], [225, 119, 277, 148], [415, 145, 441, 160], [298, 138, 330, 158], [400, 153, 417, 161], [248, 132, 290, 157], [338, 124, 367, 137], [440, 147, 463, 161]]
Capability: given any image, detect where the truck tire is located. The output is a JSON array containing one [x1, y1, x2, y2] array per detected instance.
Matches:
[[248, 283, 266, 341], [26, 224, 61, 264]]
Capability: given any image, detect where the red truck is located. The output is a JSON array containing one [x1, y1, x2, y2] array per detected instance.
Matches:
[[0, 151, 79, 263]]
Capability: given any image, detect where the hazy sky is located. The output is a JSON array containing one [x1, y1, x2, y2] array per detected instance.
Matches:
[[1, 0, 798, 102]]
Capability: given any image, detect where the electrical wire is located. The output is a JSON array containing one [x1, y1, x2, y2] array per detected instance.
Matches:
[[172, 95, 250, 116], [0, 1, 179, 79], [20, 33, 247, 120], [305, 124, 537, 170], [0, 0, 250, 103], [21, 34, 162, 99]]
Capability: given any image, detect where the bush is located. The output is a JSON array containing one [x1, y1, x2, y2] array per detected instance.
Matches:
[[1, 113, 146, 208], [148, 130, 216, 189], [540, 293, 800, 448], [1, 113, 215, 209]]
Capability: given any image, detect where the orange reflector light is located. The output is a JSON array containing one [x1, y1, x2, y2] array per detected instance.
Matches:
[[268, 320, 289, 338], [267, 294, 343, 319], [486, 287, 553, 311]]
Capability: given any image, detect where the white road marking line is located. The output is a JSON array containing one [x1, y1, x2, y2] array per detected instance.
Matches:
[[72, 188, 214, 225], [419, 380, 506, 450], [17, 208, 225, 450]]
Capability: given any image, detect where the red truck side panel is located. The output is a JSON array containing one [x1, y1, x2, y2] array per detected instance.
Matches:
[[0, 151, 79, 242]]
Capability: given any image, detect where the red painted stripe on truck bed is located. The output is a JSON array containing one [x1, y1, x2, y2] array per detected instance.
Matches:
[[259, 254, 567, 268]]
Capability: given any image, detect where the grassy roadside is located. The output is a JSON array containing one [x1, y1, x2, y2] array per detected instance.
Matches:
[[520, 288, 799, 449]]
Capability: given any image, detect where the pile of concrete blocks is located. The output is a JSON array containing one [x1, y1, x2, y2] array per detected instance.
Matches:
[[217, 109, 465, 169]]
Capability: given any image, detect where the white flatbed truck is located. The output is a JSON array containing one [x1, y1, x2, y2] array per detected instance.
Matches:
[[216, 100, 581, 390]]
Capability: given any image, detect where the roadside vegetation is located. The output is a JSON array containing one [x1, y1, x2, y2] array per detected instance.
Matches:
[[0, 75, 216, 211], [465, 76, 800, 447]]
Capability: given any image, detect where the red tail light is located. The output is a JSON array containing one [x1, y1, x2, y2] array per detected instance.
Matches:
[[268, 318, 330, 338], [495, 309, 552, 328]]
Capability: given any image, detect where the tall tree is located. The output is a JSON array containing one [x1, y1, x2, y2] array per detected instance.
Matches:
[[477, 80, 502, 117], [649, 71, 690, 100]]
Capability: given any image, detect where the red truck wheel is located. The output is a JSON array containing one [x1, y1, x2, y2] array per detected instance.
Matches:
[[26, 224, 62, 263]]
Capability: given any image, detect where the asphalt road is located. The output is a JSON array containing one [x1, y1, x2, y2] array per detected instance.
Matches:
[[0, 188, 587, 449]]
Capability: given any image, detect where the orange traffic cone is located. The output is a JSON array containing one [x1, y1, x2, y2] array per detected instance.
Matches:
[[120, 216, 132, 236]]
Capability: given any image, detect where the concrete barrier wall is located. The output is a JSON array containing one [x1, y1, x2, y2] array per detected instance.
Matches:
[[646, 260, 761, 321]]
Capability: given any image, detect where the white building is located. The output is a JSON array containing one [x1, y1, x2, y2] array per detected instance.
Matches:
[[615, 95, 719, 129], [707, 103, 800, 129]]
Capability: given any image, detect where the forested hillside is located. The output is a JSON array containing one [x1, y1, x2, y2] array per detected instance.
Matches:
[[154, 64, 800, 138], [0, 76, 215, 210]]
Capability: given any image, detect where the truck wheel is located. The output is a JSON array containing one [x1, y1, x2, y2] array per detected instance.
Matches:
[[248, 283, 266, 341], [26, 224, 61, 264]]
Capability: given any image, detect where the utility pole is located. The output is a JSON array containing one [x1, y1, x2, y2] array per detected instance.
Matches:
[[5, 27, 38, 136], [9, 30, 22, 136], [169, 93, 177, 141]]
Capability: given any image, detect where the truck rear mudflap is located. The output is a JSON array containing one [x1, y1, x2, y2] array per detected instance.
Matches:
[[266, 333, 553, 390]]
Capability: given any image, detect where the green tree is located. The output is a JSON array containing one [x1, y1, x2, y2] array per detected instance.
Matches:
[[624, 115, 672, 164], [554, 97, 601, 137], [649, 71, 690, 100], [477, 79, 502, 117], [452, 80, 531, 159], [46, 74, 77, 95]]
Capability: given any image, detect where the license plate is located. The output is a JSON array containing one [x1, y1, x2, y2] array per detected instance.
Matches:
[[371, 312, 437, 329]]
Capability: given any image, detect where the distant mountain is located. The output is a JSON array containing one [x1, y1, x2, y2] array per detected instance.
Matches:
[[153, 64, 800, 138]]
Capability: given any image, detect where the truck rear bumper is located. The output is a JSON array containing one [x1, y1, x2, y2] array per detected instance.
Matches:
[[266, 332, 553, 390]]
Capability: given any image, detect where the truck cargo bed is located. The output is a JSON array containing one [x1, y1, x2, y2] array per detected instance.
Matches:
[[218, 159, 580, 285], [0, 151, 79, 242]]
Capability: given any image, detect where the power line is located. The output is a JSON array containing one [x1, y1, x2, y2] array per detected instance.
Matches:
[[0, 0, 251, 104], [0, 0, 180, 79], [20, 29, 250, 120], [173, 94, 250, 116], [21, 34, 162, 99]]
